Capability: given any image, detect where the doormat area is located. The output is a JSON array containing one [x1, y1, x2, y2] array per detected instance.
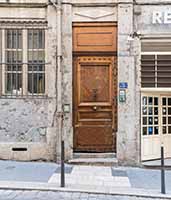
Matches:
[[54, 165, 73, 174], [111, 168, 127, 177]]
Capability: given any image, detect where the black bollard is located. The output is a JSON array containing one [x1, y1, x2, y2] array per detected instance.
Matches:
[[61, 140, 65, 187], [161, 146, 166, 194]]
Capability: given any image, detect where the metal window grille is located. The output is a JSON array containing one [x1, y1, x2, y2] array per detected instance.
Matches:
[[5, 29, 23, 96], [0, 28, 46, 98], [28, 29, 45, 95], [141, 54, 171, 88]]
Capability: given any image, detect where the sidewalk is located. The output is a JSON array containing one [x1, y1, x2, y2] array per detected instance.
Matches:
[[0, 160, 170, 199]]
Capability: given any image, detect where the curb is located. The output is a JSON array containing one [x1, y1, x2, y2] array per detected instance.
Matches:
[[0, 181, 170, 199]]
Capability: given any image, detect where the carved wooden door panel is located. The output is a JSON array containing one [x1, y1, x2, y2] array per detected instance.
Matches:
[[73, 56, 117, 152]]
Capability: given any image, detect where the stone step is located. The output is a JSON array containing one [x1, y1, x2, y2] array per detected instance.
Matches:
[[68, 157, 118, 166], [73, 152, 116, 159]]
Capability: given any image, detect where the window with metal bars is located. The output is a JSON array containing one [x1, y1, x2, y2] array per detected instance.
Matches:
[[28, 29, 45, 95], [0, 28, 46, 97], [141, 54, 171, 88], [5, 29, 23, 95]]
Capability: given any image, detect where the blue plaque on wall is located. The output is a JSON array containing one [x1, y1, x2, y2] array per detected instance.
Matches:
[[119, 82, 128, 89]]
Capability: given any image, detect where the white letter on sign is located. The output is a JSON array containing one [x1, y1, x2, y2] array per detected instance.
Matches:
[[164, 12, 171, 24], [152, 11, 162, 24]]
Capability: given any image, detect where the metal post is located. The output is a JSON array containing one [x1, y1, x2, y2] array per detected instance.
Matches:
[[61, 140, 65, 187], [161, 146, 166, 194]]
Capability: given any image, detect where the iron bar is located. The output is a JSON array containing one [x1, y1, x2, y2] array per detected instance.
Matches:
[[161, 146, 166, 194], [61, 140, 65, 187]]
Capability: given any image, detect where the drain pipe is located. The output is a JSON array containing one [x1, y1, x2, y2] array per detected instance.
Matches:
[[55, 0, 65, 187], [49, 0, 63, 160]]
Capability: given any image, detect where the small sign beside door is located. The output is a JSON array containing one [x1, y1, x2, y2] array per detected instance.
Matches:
[[119, 82, 128, 89]]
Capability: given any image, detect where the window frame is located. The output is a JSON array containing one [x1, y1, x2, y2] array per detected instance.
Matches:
[[5, 29, 23, 96], [27, 29, 46, 96], [0, 27, 47, 98], [141, 52, 171, 89]]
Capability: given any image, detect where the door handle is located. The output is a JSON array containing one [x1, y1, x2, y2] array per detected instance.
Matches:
[[92, 106, 97, 111]]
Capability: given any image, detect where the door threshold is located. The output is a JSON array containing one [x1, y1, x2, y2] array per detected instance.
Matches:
[[73, 152, 116, 159], [68, 152, 118, 166]]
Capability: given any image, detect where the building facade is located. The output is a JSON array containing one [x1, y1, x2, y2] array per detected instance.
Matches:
[[0, 0, 170, 165]]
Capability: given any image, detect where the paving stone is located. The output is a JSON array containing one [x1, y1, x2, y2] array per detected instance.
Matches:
[[0, 190, 169, 200], [36, 191, 49, 199], [111, 169, 127, 177], [54, 165, 73, 174], [71, 192, 81, 199]]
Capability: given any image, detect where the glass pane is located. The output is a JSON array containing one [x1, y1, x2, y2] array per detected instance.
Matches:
[[168, 108, 171, 115], [143, 107, 147, 115], [154, 97, 158, 105], [154, 127, 159, 135], [149, 107, 153, 115], [28, 29, 45, 49], [154, 107, 158, 115], [28, 51, 45, 63], [163, 117, 166, 124], [143, 117, 147, 125], [28, 73, 45, 94], [168, 98, 171, 106], [28, 73, 33, 93], [143, 127, 147, 135], [163, 107, 167, 115], [143, 97, 147, 105], [148, 127, 153, 135], [168, 126, 171, 134], [37, 73, 45, 93], [162, 98, 166, 106], [38, 30, 45, 49], [154, 117, 158, 125], [6, 51, 22, 63], [168, 117, 171, 124], [6, 65, 22, 71], [28, 65, 45, 72], [149, 117, 153, 125], [148, 97, 153, 105], [163, 126, 167, 134], [6, 73, 22, 94], [6, 30, 22, 49]]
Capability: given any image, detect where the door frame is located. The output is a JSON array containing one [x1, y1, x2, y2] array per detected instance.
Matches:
[[72, 22, 118, 153]]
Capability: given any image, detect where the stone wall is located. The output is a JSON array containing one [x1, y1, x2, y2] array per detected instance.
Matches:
[[0, 99, 48, 143], [117, 2, 139, 165], [0, 0, 47, 4], [0, 3, 58, 161]]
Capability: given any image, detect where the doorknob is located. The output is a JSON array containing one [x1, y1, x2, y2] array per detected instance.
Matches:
[[93, 106, 97, 111]]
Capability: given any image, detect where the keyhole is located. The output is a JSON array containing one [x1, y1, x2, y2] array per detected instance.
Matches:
[[92, 89, 98, 101]]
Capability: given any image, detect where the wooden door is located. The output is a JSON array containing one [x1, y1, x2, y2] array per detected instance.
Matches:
[[73, 56, 117, 152]]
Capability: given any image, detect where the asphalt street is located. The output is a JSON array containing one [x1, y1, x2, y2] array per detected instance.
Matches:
[[0, 190, 168, 200]]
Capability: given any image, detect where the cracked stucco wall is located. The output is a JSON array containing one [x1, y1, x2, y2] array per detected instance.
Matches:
[[0, 99, 48, 143], [0, 3, 58, 161]]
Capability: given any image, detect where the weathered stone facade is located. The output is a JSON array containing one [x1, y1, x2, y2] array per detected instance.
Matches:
[[0, 0, 169, 165]]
